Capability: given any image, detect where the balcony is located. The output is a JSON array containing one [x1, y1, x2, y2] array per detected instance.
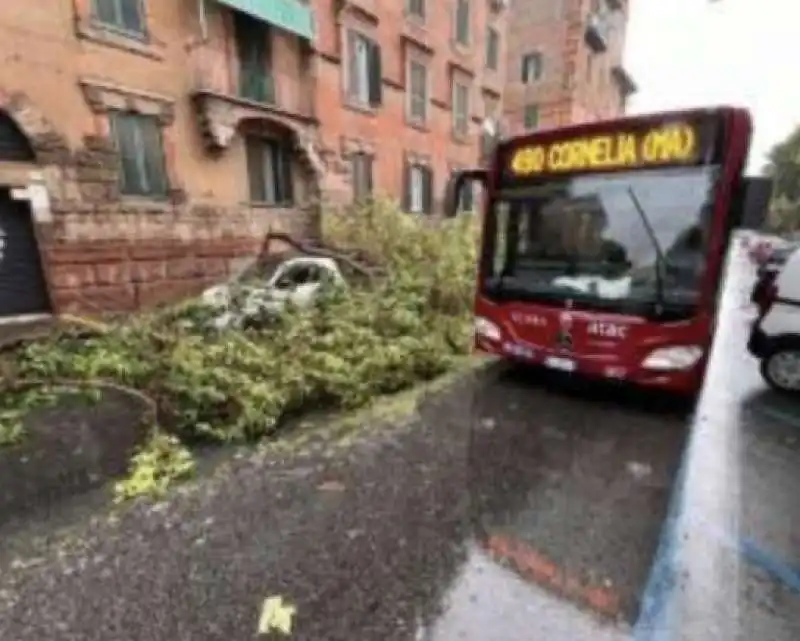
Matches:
[[611, 64, 637, 96], [191, 44, 314, 117], [190, 44, 316, 151], [584, 13, 609, 53], [215, 0, 315, 40]]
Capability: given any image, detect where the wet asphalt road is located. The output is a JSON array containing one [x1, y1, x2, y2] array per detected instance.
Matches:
[[0, 244, 798, 640]]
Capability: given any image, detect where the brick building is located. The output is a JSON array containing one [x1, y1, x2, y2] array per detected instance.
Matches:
[[503, 0, 636, 135], [0, 0, 506, 318]]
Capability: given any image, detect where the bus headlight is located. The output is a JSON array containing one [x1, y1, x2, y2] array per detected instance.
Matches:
[[641, 345, 703, 371], [474, 316, 502, 342]]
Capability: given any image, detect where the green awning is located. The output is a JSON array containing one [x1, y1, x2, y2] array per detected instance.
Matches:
[[216, 0, 314, 40]]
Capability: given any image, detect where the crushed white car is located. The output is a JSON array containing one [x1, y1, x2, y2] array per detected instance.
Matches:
[[201, 256, 347, 329]]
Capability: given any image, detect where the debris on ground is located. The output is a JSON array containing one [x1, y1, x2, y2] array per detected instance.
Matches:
[[0, 200, 479, 501]]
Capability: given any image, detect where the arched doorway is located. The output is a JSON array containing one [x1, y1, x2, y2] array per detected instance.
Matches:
[[0, 110, 51, 318]]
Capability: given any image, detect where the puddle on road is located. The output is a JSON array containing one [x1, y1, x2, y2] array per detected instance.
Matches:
[[466, 366, 688, 625], [420, 542, 629, 641]]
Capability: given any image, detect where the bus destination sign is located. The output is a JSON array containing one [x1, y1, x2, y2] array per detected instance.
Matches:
[[508, 121, 710, 178]]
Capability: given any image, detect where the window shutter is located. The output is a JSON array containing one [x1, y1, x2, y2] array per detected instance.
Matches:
[[95, 0, 117, 25], [365, 155, 373, 195], [235, 13, 261, 68], [352, 155, 366, 203], [422, 167, 433, 215], [455, 0, 469, 44], [463, 181, 474, 212], [486, 29, 498, 69], [401, 160, 410, 212], [140, 116, 168, 196], [368, 42, 383, 106], [112, 113, 143, 195], [346, 31, 359, 98], [245, 138, 266, 202], [279, 141, 293, 204], [120, 0, 144, 33]]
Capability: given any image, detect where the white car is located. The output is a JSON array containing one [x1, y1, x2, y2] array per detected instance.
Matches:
[[747, 245, 800, 394], [202, 256, 346, 328]]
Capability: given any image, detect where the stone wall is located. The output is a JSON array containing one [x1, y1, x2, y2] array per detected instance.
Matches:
[[39, 135, 312, 314], [0, 1, 324, 318], [0, 91, 315, 316]]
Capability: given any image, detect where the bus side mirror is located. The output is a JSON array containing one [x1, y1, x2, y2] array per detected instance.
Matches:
[[739, 176, 773, 229], [442, 169, 488, 219]]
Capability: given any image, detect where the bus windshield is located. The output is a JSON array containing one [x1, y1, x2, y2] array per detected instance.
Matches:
[[484, 165, 719, 318]]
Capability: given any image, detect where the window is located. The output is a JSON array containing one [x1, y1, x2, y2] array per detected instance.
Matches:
[[458, 180, 474, 213], [452, 80, 469, 137], [407, 60, 428, 124], [524, 104, 539, 130], [521, 52, 543, 83], [274, 262, 324, 289], [406, 0, 425, 19], [483, 95, 499, 120], [404, 163, 433, 215], [347, 31, 382, 108], [245, 137, 293, 205], [109, 112, 167, 198], [235, 13, 274, 104], [93, 0, 145, 36], [486, 166, 719, 314], [485, 27, 500, 70], [454, 0, 470, 45], [351, 153, 373, 202]]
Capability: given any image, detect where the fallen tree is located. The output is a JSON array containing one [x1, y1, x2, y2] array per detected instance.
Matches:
[[0, 200, 479, 500]]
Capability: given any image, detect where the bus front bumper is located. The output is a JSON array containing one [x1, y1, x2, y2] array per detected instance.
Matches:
[[475, 339, 703, 395]]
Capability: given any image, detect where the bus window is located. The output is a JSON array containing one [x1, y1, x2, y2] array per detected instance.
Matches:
[[493, 202, 510, 277], [484, 165, 720, 317]]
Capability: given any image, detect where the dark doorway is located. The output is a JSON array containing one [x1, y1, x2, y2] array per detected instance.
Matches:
[[0, 188, 51, 316], [0, 111, 35, 162]]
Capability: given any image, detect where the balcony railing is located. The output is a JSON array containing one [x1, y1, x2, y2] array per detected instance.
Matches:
[[584, 13, 609, 53], [190, 44, 314, 120]]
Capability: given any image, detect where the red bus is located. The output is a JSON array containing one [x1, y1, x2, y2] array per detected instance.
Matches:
[[444, 107, 759, 397]]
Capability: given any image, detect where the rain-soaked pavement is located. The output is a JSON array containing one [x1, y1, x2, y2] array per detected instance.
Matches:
[[0, 243, 798, 640]]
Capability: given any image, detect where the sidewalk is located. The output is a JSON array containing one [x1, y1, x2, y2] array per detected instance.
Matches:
[[634, 247, 800, 641]]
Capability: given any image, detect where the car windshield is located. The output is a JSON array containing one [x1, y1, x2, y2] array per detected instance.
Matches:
[[483, 165, 719, 316]]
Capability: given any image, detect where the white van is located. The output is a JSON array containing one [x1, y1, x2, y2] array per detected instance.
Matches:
[[747, 245, 800, 394]]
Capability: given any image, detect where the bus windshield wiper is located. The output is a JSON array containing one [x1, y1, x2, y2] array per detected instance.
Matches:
[[626, 187, 666, 313]]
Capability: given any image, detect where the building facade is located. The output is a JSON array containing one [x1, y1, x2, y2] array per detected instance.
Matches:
[[0, 0, 506, 318], [314, 0, 507, 211], [503, 0, 636, 135]]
